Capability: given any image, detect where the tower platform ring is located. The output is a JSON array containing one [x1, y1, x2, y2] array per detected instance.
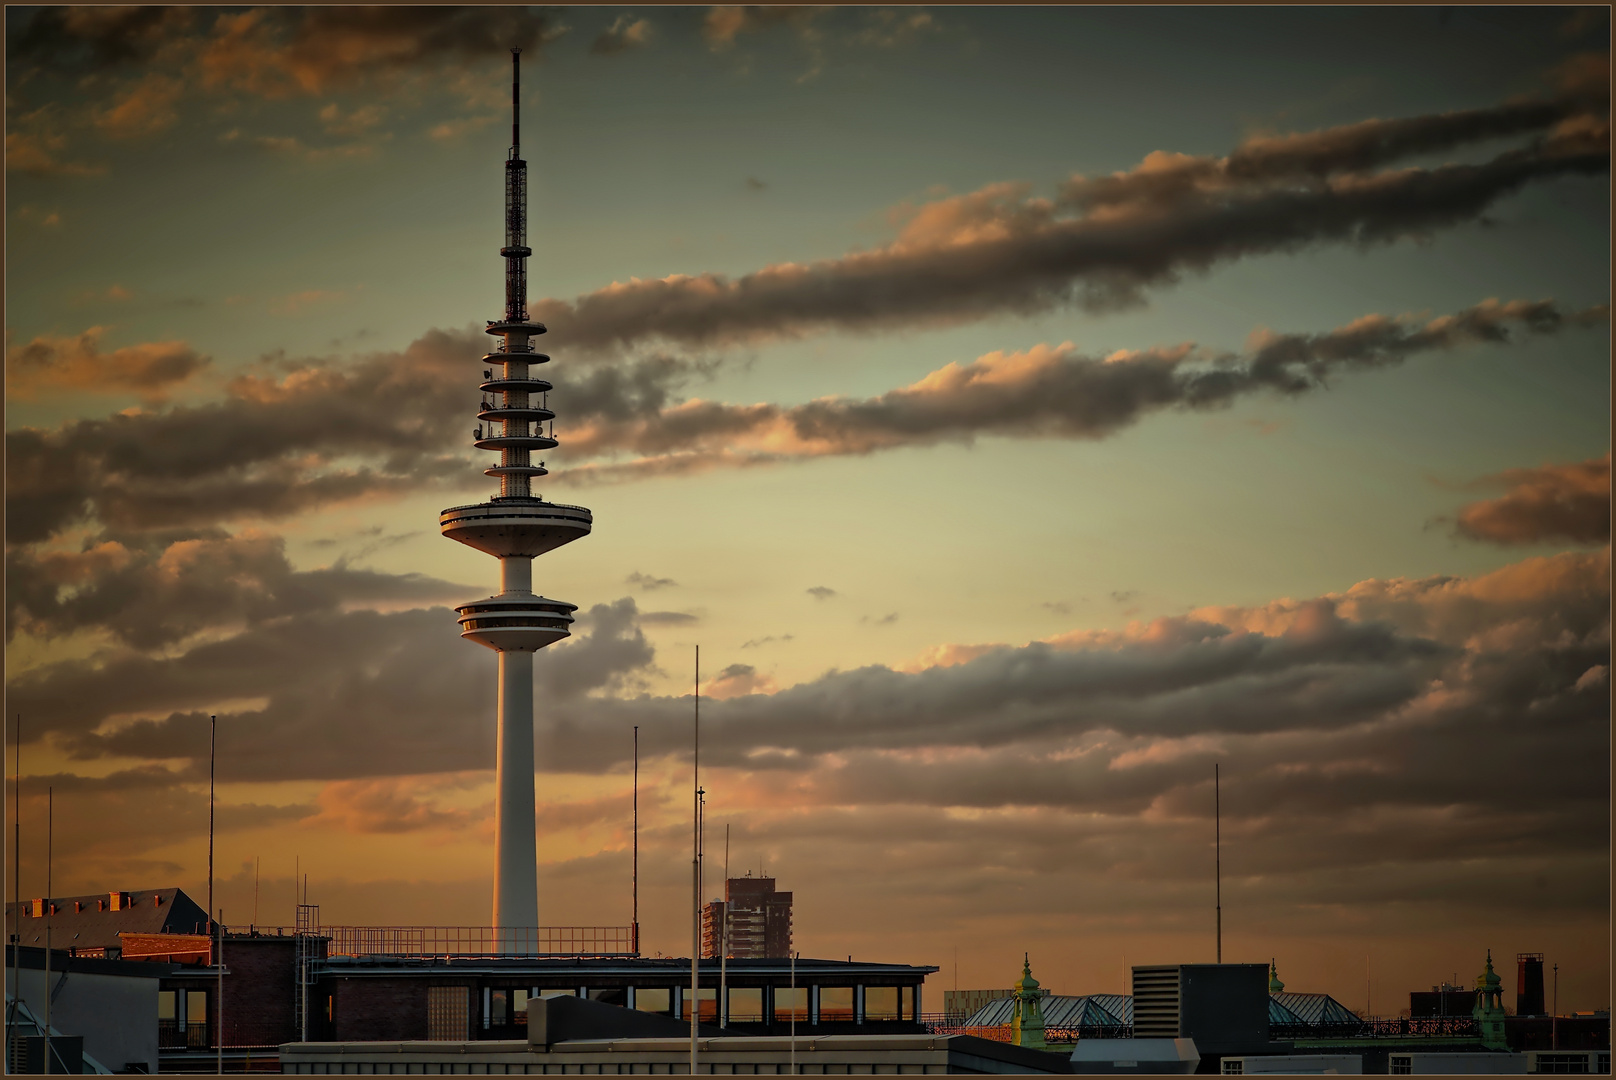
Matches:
[[480, 378, 553, 394], [455, 594, 577, 651], [440, 498, 592, 558], [477, 406, 555, 423], [486, 320, 547, 336], [482, 353, 551, 366], [473, 434, 557, 452]]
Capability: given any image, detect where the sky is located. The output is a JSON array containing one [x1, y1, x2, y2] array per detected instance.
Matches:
[[4, 5, 1610, 1016]]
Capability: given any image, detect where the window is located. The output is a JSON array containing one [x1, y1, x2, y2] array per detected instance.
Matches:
[[428, 986, 471, 1041], [681, 987, 718, 1022], [864, 987, 900, 1021], [774, 987, 808, 1022], [902, 986, 915, 1020], [635, 988, 671, 1015], [1390, 1057, 1412, 1075], [490, 989, 510, 1027], [186, 990, 209, 1026], [588, 988, 626, 1008], [819, 987, 854, 1022], [728, 987, 764, 1023], [1222, 1062, 1244, 1075], [514, 990, 529, 1015], [158, 991, 176, 1022]]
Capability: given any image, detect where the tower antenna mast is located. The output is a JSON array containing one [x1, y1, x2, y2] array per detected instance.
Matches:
[[441, 47, 593, 953]]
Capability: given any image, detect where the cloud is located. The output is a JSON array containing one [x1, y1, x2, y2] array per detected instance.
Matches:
[[745, 176, 767, 191], [10, 546, 1607, 942], [93, 73, 185, 138], [318, 102, 387, 137], [627, 571, 678, 591], [198, 7, 562, 99], [553, 298, 1606, 482], [1451, 454, 1610, 545], [531, 80, 1607, 355], [4, 129, 103, 177], [6, 326, 209, 403], [6, 528, 472, 650], [851, 9, 936, 48], [2, 326, 708, 544], [6, 7, 198, 74], [741, 634, 794, 649], [641, 610, 699, 626], [705, 663, 779, 699], [309, 776, 486, 834], [806, 586, 837, 600], [13, 595, 657, 783], [702, 6, 829, 49], [591, 15, 653, 55]]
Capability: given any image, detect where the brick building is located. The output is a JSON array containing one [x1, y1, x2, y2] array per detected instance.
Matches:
[[700, 875, 792, 959]]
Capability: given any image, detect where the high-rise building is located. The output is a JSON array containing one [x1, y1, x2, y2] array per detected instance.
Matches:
[[701, 876, 793, 959], [440, 49, 592, 952]]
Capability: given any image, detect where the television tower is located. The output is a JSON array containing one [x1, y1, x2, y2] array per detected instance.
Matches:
[[440, 48, 592, 953]]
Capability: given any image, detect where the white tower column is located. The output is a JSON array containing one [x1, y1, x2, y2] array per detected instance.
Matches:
[[440, 48, 592, 958], [494, 648, 538, 952]]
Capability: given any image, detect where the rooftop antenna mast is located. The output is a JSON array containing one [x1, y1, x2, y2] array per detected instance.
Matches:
[[691, 645, 701, 1076], [633, 725, 639, 956], [1215, 763, 1221, 964]]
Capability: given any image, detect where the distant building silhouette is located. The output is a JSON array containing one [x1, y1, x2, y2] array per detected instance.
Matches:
[[701, 875, 792, 958]]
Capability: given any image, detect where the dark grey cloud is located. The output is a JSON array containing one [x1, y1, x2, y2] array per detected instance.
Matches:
[[626, 571, 678, 591], [531, 77, 1608, 355], [1450, 454, 1610, 546], [4, 330, 704, 544], [6, 6, 197, 74], [196, 7, 563, 98], [556, 299, 1607, 482], [641, 610, 699, 625], [6, 530, 470, 649], [14, 596, 655, 782], [806, 586, 837, 600]]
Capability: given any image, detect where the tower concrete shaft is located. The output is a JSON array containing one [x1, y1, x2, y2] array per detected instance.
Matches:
[[439, 49, 592, 952]]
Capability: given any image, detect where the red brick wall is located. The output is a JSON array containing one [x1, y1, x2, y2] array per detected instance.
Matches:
[[220, 935, 298, 1046], [329, 977, 434, 1042]]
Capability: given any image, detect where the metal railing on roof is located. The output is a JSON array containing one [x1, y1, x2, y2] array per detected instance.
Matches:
[[312, 924, 636, 959]]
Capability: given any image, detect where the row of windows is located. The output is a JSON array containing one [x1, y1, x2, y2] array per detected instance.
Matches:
[[425, 984, 919, 1038]]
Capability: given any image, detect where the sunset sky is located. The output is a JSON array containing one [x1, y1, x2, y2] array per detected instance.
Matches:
[[5, 6, 1610, 1015]]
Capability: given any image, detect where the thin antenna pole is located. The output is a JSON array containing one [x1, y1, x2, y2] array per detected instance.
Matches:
[[790, 949, 797, 1075], [1214, 762, 1221, 964], [254, 855, 260, 928], [208, 714, 217, 938], [720, 823, 729, 1027], [9, 715, 20, 1061], [633, 726, 639, 956], [691, 645, 700, 1076], [217, 908, 224, 1074], [44, 785, 52, 1076], [511, 47, 520, 156]]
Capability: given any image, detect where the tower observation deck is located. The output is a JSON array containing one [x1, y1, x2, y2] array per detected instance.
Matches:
[[440, 49, 592, 953]]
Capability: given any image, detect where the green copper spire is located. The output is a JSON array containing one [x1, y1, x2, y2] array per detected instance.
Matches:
[[1010, 953, 1048, 1050], [1268, 958, 1285, 994], [1472, 949, 1507, 1050]]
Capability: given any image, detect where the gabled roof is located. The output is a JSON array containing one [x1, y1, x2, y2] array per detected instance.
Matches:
[[964, 993, 1132, 1027], [1271, 991, 1362, 1026], [967, 991, 1358, 1030], [5, 888, 210, 951]]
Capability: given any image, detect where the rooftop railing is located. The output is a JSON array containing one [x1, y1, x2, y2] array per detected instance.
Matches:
[[313, 924, 636, 959]]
